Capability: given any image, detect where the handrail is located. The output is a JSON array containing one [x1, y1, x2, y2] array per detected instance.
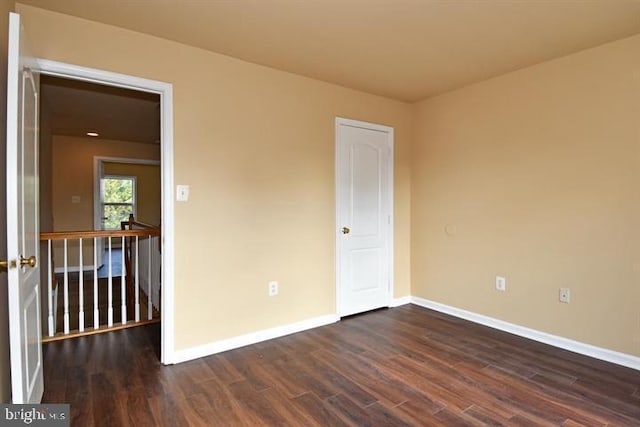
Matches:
[[40, 228, 160, 240], [121, 214, 156, 230]]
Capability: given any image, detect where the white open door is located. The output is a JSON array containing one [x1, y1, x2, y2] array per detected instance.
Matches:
[[336, 118, 393, 317], [6, 12, 43, 404]]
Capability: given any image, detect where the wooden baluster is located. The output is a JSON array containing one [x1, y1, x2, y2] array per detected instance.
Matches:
[[63, 239, 69, 334], [93, 237, 99, 329], [39, 227, 161, 339], [107, 237, 113, 327], [135, 235, 140, 322], [155, 236, 160, 313], [127, 222, 134, 321], [78, 238, 84, 332], [148, 236, 152, 320], [47, 239, 54, 337], [121, 235, 126, 324]]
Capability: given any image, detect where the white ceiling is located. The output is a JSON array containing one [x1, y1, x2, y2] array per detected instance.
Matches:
[[40, 75, 160, 144], [20, 0, 640, 102]]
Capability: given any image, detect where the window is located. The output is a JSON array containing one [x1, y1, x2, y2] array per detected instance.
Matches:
[[101, 175, 136, 230]]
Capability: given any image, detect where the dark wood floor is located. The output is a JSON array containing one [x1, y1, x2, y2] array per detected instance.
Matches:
[[42, 305, 640, 426]]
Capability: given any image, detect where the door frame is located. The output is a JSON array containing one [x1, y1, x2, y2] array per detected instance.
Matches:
[[35, 59, 176, 364], [334, 117, 394, 317]]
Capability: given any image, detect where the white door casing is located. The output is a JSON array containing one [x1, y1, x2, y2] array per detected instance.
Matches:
[[336, 118, 393, 317], [6, 12, 44, 404], [34, 58, 175, 365]]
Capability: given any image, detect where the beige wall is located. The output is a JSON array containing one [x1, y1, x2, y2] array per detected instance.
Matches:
[[412, 34, 640, 356], [1, 0, 15, 404], [18, 5, 412, 350], [20, 3, 637, 361], [103, 162, 160, 226]]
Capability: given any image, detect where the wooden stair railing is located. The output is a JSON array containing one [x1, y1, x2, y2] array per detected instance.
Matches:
[[40, 226, 161, 339], [121, 214, 161, 321]]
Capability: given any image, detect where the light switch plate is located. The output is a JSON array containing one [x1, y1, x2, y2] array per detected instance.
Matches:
[[176, 185, 190, 202]]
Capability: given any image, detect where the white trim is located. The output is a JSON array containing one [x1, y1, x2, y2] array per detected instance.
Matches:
[[335, 117, 394, 317], [35, 59, 176, 365], [94, 157, 161, 166], [6, 12, 23, 403], [171, 314, 339, 364], [411, 297, 640, 371], [390, 296, 411, 307], [53, 265, 96, 274], [336, 117, 394, 133]]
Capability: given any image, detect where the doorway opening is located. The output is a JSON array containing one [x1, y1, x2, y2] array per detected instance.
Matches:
[[35, 61, 175, 364]]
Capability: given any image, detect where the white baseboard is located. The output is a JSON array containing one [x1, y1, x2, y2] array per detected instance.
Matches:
[[53, 265, 97, 274], [390, 296, 411, 307], [411, 296, 640, 371], [167, 296, 639, 370], [169, 314, 340, 364]]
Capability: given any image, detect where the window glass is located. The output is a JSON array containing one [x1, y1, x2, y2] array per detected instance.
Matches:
[[101, 176, 136, 230]]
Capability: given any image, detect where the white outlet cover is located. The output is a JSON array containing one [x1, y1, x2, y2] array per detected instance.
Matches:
[[496, 276, 506, 291], [268, 281, 278, 296]]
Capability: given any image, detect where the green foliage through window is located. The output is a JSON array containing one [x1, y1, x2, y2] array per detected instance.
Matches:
[[102, 176, 135, 230]]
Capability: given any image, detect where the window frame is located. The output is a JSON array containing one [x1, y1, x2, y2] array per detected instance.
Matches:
[[100, 174, 137, 230]]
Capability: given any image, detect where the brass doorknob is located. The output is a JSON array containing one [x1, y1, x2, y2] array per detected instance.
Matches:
[[341, 227, 350, 234], [20, 256, 36, 268]]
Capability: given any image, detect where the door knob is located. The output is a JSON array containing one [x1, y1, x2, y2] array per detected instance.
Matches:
[[20, 256, 36, 268], [341, 227, 350, 234]]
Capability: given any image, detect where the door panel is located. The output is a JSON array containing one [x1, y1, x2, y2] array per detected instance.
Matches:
[[352, 144, 381, 235], [23, 287, 40, 393], [6, 12, 43, 404], [350, 248, 382, 291], [336, 118, 393, 317]]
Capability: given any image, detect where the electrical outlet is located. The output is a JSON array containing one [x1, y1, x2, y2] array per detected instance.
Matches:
[[495, 276, 506, 291], [559, 288, 570, 303], [268, 281, 278, 296]]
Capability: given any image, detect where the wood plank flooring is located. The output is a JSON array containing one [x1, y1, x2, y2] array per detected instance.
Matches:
[[42, 305, 640, 426]]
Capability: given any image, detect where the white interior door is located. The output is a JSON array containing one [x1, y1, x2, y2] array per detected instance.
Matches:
[[6, 12, 43, 404], [336, 118, 393, 317]]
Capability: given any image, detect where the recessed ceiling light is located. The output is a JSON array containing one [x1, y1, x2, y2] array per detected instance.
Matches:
[[86, 132, 99, 137]]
